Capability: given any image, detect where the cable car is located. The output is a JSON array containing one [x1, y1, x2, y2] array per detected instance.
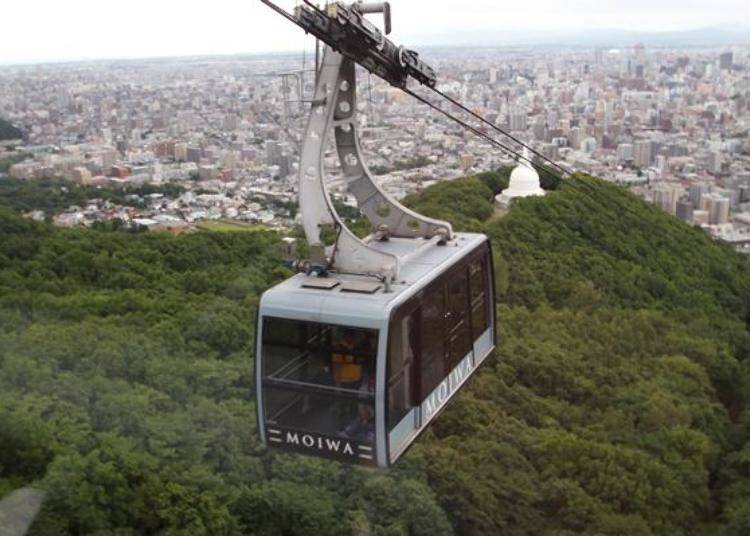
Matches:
[[256, 235, 495, 467], [255, 1, 497, 467]]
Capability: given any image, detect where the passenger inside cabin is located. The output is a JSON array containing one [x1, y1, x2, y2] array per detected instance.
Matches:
[[332, 329, 363, 390], [331, 329, 377, 433], [331, 329, 376, 391]]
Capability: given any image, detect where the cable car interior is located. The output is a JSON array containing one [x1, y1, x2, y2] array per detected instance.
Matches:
[[256, 0, 568, 468]]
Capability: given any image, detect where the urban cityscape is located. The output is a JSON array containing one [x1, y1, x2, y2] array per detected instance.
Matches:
[[1, 43, 749, 254]]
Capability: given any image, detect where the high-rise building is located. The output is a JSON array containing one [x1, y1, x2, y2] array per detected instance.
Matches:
[[676, 200, 694, 222], [653, 185, 678, 215], [569, 127, 584, 149], [708, 151, 723, 174], [690, 183, 710, 208], [532, 118, 547, 141], [242, 146, 259, 162], [616, 143, 634, 163], [634, 43, 646, 64], [265, 141, 284, 166], [655, 155, 668, 175], [702, 194, 731, 224], [634, 140, 652, 168], [174, 143, 188, 162], [510, 110, 528, 132], [720, 51, 734, 70], [186, 146, 202, 164]]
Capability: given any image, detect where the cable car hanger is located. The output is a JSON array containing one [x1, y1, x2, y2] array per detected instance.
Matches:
[[261, 0, 460, 287]]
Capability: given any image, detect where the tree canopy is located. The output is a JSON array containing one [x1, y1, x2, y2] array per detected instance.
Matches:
[[0, 177, 185, 217], [0, 168, 749, 534], [0, 118, 23, 141]]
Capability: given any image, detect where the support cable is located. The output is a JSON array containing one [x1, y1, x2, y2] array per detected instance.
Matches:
[[402, 87, 550, 175], [259, 0, 300, 26], [427, 86, 572, 177]]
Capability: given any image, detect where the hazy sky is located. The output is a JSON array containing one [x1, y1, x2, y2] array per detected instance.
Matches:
[[1, 0, 748, 64]]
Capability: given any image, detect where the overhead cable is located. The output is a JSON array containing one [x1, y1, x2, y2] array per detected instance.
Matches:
[[428, 87, 571, 177], [402, 87, 549, 173]]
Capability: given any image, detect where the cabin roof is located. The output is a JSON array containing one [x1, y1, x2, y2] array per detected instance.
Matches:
[[260, 232, 487, 329]]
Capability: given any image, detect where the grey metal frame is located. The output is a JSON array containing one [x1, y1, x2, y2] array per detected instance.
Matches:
[[298, 46, 453, 282]]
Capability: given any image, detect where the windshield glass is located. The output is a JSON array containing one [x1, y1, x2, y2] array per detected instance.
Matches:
[[261, 318, 378, 459]]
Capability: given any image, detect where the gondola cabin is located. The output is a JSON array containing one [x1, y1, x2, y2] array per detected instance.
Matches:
[[256, 233, 495, 468]]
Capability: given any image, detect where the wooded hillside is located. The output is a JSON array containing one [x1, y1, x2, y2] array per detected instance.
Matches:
[[1, 171, 748, 534], [0, 118, 23, 141]]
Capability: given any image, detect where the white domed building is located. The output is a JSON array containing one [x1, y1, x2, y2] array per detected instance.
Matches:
[[495, 150, 546, 209]]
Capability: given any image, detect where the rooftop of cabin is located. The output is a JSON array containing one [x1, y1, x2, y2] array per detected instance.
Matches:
[[259, 232, 488, 326]]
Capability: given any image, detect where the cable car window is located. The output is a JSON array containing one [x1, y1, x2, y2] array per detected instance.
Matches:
[[387, 307, 419, 431], [469, 257, 490, 339], [261, 318, 377, 446], [263, 318, 376, 390], [420, 287, 445, 398], [446, 268, 472, 370]]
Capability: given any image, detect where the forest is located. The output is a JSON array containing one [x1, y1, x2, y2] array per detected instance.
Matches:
[[0, 119, 23, 141], [0, 177, 185, 218], [1, 169, 749, 535]]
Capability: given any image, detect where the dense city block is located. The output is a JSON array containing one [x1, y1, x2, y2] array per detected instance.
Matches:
[[1, 46, 748, 254]]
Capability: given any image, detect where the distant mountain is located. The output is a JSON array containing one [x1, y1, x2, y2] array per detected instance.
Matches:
[[412, 25, 750, 48], [0, 118, 23, 142]]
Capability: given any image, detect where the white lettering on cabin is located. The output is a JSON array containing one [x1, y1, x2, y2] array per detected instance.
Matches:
[[423, 356, 474, 422], [281, 430, 358, 458]]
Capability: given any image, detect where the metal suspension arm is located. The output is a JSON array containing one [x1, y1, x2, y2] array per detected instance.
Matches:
[[298, 46, 452, 280]]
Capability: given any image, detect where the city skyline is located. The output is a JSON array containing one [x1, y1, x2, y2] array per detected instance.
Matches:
[[2, 42, 749, 251], [1, 0, 750, 65]]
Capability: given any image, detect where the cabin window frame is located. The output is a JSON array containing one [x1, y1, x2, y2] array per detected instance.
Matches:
[[468, 245, 492, 341], [386, 299, 421, 432], [260, 317, 379, 448]]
